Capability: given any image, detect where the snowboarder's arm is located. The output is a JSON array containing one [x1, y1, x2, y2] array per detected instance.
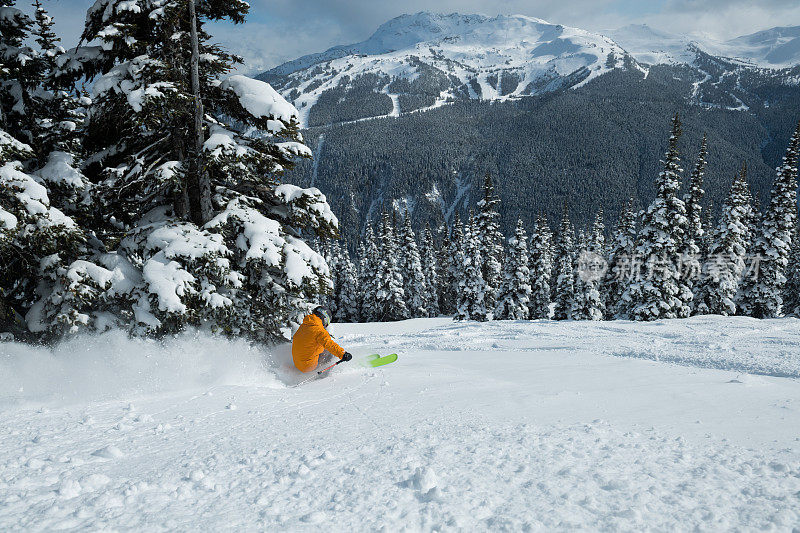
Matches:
[[316, 328, 346, 359]]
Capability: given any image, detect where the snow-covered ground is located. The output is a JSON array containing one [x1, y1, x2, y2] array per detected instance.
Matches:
[[2, 316, 800, 530]]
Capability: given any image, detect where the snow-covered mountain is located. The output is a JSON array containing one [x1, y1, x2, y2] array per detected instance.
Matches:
[[611, 24, 800, 68], [607, 24, 697, 65], [258, 13, 629, 127], [258, 13, 800, 128], [716, 26, 800, 67]]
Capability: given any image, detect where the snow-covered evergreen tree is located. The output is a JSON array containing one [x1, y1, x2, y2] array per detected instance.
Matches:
[[700, 199, 716, 257], [684, 135, 707, 253], [359, 223, 379, 322], [443, 215, 465, 316], [552, 207, 575, 321], [624, 114, 690, 321], [64, 0, 267, 225], [397, 211, 427, 317], [8, 0, 338, 341], [495, 219, 531, 320], [0, 0, 37, 145], [603, 199, 636, 319], [569, 225, 605, 320], [374, 211, 408, 321], [319, 239, 338, 315], [738, 123, 800, 318], [420, 224, 441, 317], [28, 0, 84, 163], [474, 173, 503, 314], [783, 220, 800, 317], [436, 223, 453, 315], [0, 137, 91, 337], [681, 136, 708, 309], [571, 228, 589, 319], [589, 210, 605, 255], [455, 214, 488, 321], [572, 215, 605, 321], [0, 2, 97, 337], [323, 238, 338, 310], [1, 1, 83, 162], [528, 215, 553, 319], [694, 168, 753, 316], [334, 244, 360, 323]]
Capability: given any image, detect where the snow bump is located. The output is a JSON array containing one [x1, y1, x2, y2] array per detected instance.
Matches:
[[220, 75, 299, 128]]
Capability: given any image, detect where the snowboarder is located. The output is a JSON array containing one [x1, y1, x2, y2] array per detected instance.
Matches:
[[292, 307, 352, 373]]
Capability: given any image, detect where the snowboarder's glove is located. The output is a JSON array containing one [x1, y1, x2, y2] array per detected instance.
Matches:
[[342, 352, 353, 362]]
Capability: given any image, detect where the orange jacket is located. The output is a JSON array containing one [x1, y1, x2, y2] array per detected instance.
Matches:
[[292, 313, 346, 372]]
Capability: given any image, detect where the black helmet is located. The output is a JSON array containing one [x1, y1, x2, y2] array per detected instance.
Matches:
[[313, 306, 331, 328]]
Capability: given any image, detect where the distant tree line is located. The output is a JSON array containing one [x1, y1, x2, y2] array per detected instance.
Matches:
[[319, 116, 800, 322]]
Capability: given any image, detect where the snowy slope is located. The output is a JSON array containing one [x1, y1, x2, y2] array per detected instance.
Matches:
[[714, 26, 800, 68], [2, 316, 800, 530], [608, 24, 697, 65]]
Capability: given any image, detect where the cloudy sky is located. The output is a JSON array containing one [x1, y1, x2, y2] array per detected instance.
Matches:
[[34, 0, 800, 74]]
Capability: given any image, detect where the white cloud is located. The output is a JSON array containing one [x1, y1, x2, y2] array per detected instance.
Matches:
[[207, 19, 348, 75], [645, 2, 800, 40]]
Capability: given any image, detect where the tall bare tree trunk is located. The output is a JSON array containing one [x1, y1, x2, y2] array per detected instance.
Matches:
[[186, 0, 212, 225]]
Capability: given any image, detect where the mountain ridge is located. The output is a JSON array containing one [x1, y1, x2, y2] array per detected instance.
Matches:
[[267, 13, 800, 79], [258, 13, 800, 129], [262, 11, 800, 75], [258, 12, 629, 128]]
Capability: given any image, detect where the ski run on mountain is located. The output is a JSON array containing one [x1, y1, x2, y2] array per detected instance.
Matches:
[[1, 1, 800, 531]]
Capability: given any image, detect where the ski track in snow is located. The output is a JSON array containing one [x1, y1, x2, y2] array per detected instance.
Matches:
[[1, 316, 800, 530], [383, 85, 401, 118]]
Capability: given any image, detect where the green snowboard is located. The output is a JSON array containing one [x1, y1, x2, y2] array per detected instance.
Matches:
[[362, 353, 398, 368]]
